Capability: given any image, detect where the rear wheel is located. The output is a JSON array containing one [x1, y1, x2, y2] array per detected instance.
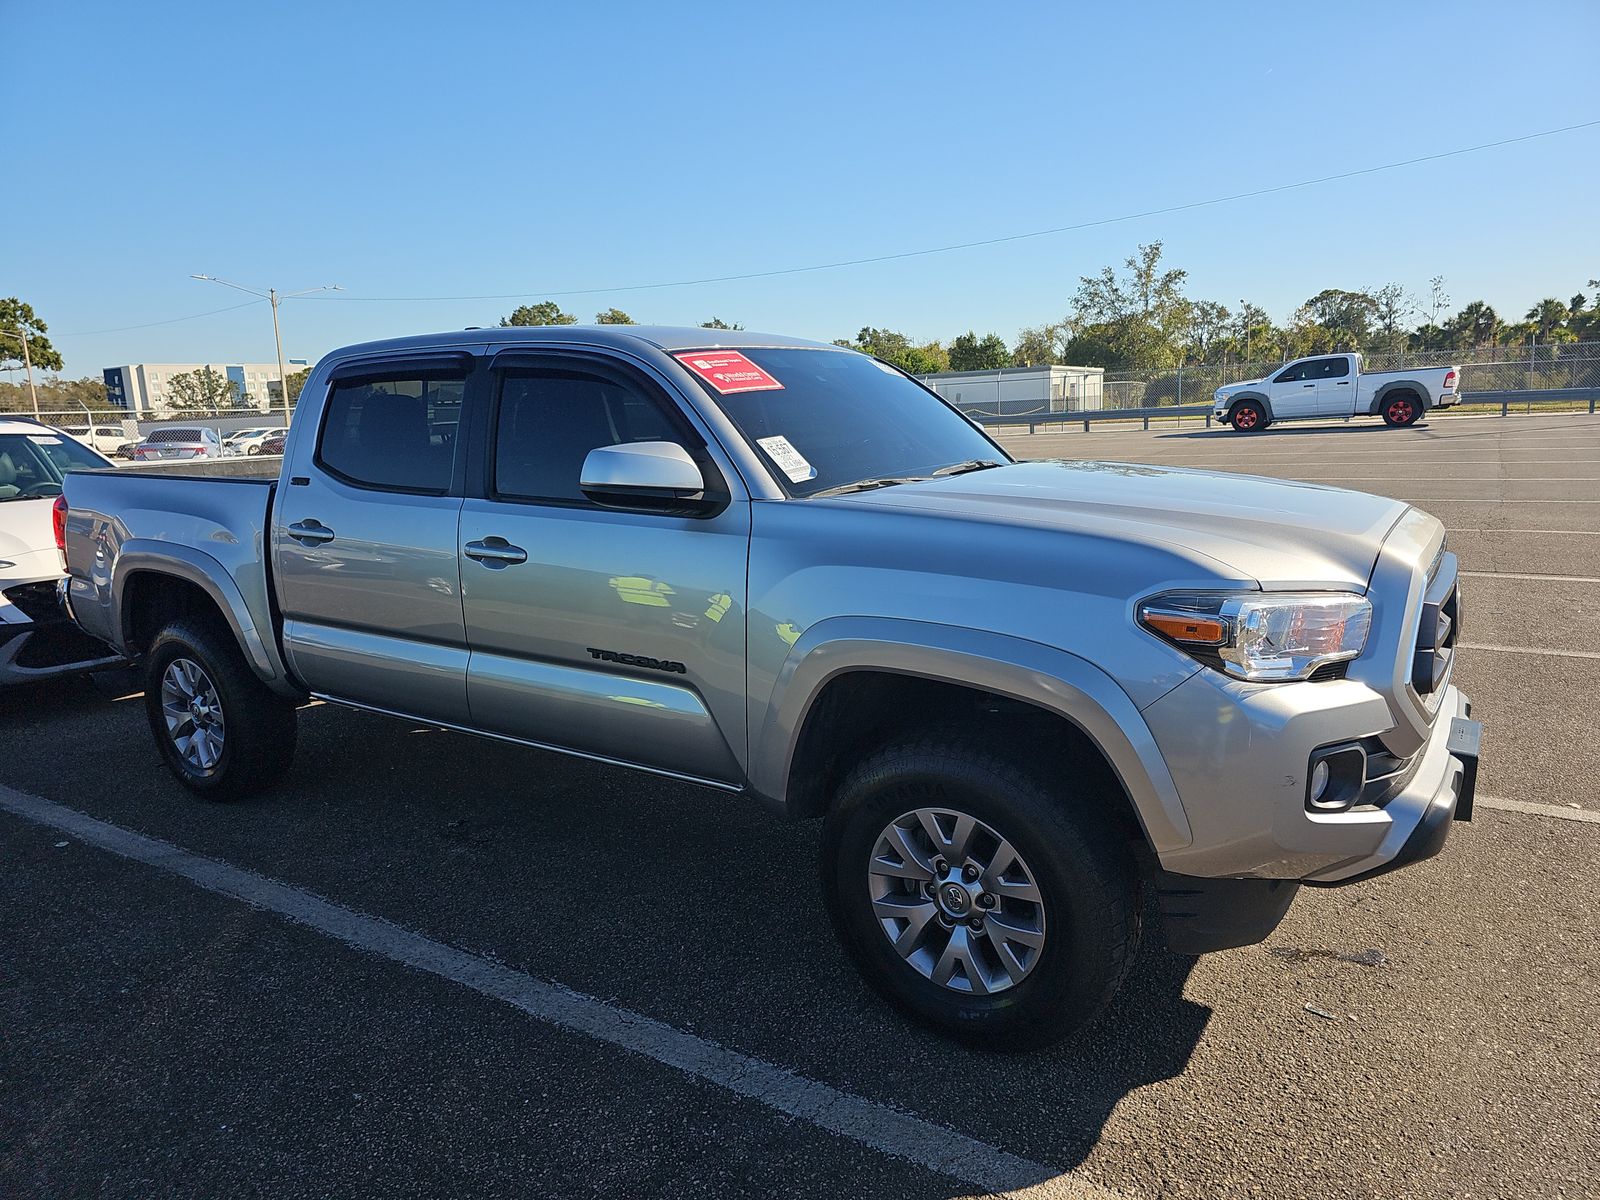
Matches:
[[821, 732, 1141, 1050], [1382, 392, 1422, 427], [144, 617, 297, 800], [1229, 400, 1267, 432]]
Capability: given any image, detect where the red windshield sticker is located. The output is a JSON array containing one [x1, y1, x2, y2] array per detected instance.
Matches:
[[674, 350, 784, 394]]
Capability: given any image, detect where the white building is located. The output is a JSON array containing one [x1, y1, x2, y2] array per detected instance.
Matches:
[[101, 360, 310, 416], [918, 364, 1105, 416]]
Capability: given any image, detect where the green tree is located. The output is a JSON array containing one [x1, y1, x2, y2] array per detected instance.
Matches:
[[1446, 301, 1501, 348], [500, 301, 577, 327], [1182, 300, 1232, 363], [1010, 321, 1068, 366], [1068, 242, 1190, 369], [594, 307, 635, 324], [1293, 288, 1379, 352], [700, 318, 744, 330], [1368, 283, 1415, 353], [948, 331, 1011, 370], [163, 366, 239, 413], [838, 327, 948, 374], [285, 368, 312, 405], [1525, 297, 1571, 342], [0, 297, 65, 374]]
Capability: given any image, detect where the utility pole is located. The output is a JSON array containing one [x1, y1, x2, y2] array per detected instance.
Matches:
[[190, 275, 341, 422], [0, 328, 40, 419]]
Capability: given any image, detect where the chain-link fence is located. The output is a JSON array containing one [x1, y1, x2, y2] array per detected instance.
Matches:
[[1099, 341, 1600, 410]]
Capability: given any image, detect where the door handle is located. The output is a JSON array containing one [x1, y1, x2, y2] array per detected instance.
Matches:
[[1302, 383, 1316, 388], [1335, 380, 1350, 385], [464, 537, 528, 567], [286, 519, 335, 545]]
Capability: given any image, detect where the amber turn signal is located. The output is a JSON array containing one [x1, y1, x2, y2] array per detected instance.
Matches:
[[1140, 609, 1227, 646]]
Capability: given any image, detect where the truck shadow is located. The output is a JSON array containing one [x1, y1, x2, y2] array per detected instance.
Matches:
[[1155, 421, 1433, 441], [0, 681, 1212, 1187]]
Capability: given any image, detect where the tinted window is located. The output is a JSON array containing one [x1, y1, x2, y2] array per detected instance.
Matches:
[[1274, 363, 1309, 384], [1312, 356, 1351, 379], [494, 370, 679, 503], [147, 427, 208, 443], [0, 432, 109, 500], [318, 374, 464, 492], [685, 348, 1001, 497]]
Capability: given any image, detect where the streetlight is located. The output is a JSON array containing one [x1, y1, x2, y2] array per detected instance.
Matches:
[[0, 327, 39, 420], [190, 275, 341, 422]]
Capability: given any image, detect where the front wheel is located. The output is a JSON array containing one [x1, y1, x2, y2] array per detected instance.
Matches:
[[821, 732, 1141, 1050], [144, 618, 298, 800], [1229, 400, 1267, 432]]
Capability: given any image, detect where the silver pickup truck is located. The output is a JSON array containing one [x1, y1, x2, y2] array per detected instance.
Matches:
[[59, 326, 1482, 1049]]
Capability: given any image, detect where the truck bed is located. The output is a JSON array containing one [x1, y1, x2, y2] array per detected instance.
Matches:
[[61, 467, 283, 679]]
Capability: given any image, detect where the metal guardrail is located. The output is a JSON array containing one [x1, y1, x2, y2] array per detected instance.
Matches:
[[973, 388, 1600, 433]]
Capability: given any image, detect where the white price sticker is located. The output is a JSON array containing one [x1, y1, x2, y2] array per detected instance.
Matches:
[[757, 435, 817, 484], [27, 435, 63, 445]]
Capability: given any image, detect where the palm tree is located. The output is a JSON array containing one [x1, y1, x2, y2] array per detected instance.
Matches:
[[1525, 298, 1569, 342]]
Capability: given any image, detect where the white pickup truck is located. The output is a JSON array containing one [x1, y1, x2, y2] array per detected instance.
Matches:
[[1214, 352, 1461, 432]]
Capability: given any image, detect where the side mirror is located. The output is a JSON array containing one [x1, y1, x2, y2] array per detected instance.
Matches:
[[580, 441, 707, 508]]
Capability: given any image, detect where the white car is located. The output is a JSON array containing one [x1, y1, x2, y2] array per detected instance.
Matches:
[[224, 426, 289, 456], [0, 418, 122, 684], [133, 426, 224, 462], [1213, 352, 1461, 431]]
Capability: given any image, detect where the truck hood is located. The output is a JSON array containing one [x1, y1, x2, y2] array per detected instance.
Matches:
[[830, 460, 1409, 591], [1214, 378, 1264, 399]]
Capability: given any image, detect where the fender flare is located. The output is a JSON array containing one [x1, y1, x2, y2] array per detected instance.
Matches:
[[750, 615, 1194, 855], [112, 541, 301, 698], [1367, 378, 1428, 417]]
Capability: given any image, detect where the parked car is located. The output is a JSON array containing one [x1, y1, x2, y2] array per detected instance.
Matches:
[[0, 417, 121, 684], [59, 326, 1481, 1049], [1213, 352, 1461, 431], [113, 439, 141, 460], [58, 424, 130, 455], [257, 432, 287, 457], [224, 427, 289, 456], [133, 426, 224, 462]]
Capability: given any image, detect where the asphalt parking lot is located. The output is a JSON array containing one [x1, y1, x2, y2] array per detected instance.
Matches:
[[4, 412, 1598, 1199]]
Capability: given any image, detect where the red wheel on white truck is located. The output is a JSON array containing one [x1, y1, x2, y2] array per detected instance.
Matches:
[[1230, 400, 1267, 432], [1382, 393, 1421, 427]]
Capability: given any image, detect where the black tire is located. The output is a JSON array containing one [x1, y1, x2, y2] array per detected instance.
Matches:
[[820, 731, 1141, 1050], [1381, 391, 1423, 427], [143, 617, 298, 800], [1229, 400, 1267, 432]]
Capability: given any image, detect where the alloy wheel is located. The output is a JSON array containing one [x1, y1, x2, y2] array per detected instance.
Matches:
[[867, 807, 1047, 994], [160, 657, 226, 774]]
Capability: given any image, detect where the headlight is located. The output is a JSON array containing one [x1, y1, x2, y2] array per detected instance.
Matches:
[[1137, 591, 1372, 682]]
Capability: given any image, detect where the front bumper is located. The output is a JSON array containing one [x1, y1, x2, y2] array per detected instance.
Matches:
[[0, 576, 122, 685]]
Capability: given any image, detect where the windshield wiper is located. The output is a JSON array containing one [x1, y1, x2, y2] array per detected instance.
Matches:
[[931, 458, 1006, 477], [810, 476, 928, 498]]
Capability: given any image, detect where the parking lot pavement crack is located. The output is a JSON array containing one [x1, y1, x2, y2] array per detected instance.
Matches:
[[0, 784, 1131, 1200]]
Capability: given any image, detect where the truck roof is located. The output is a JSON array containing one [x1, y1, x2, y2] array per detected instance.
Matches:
[[322, 325, 841, 365]]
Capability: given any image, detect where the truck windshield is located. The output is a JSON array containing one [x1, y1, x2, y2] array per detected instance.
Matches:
[[681, 347, 1006, 498], [0, 432, 111, 501]]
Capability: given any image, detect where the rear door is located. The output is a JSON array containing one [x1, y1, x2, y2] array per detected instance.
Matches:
[[272, 352, 479, 723], [456, 350, 749, 784]]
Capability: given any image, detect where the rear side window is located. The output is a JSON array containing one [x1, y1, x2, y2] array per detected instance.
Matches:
[[1311, 357, 1351, 379], [318, 373, 465, 493], [493, 369, 679, 504]]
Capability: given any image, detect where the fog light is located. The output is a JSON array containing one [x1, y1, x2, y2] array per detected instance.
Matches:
[[1306, 743, 1367, 813], [1310, 759, 1331, 804]]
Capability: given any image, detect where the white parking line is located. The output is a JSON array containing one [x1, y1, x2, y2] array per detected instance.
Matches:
[[1478, 796, 1600, 824], [1460, 572, 1600, 584], [0, 785, 1115, 1200], [1460, 642, 1600, 661], [1446, 529, 1600, 535]]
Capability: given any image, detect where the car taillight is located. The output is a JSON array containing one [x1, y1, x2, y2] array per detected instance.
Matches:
[[1443, 369, 1457, 391], [52, 494, 68, 562]]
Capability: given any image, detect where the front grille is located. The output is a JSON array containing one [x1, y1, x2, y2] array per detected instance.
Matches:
[[1308, 661, 1350, 683], [2, 580, 62, 624]]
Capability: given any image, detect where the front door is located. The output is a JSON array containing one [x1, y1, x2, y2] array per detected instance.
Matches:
[[273, 356, 475, 723], [1265, 360, 1320, 419], [458, 354, 749, 784]]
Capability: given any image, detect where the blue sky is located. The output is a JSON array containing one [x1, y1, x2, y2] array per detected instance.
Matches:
[[8, 0, 1599, 377]]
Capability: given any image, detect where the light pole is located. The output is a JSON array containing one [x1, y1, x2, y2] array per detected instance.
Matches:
[[0, 328, 40, 420], [190, 275, 341, 422]]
